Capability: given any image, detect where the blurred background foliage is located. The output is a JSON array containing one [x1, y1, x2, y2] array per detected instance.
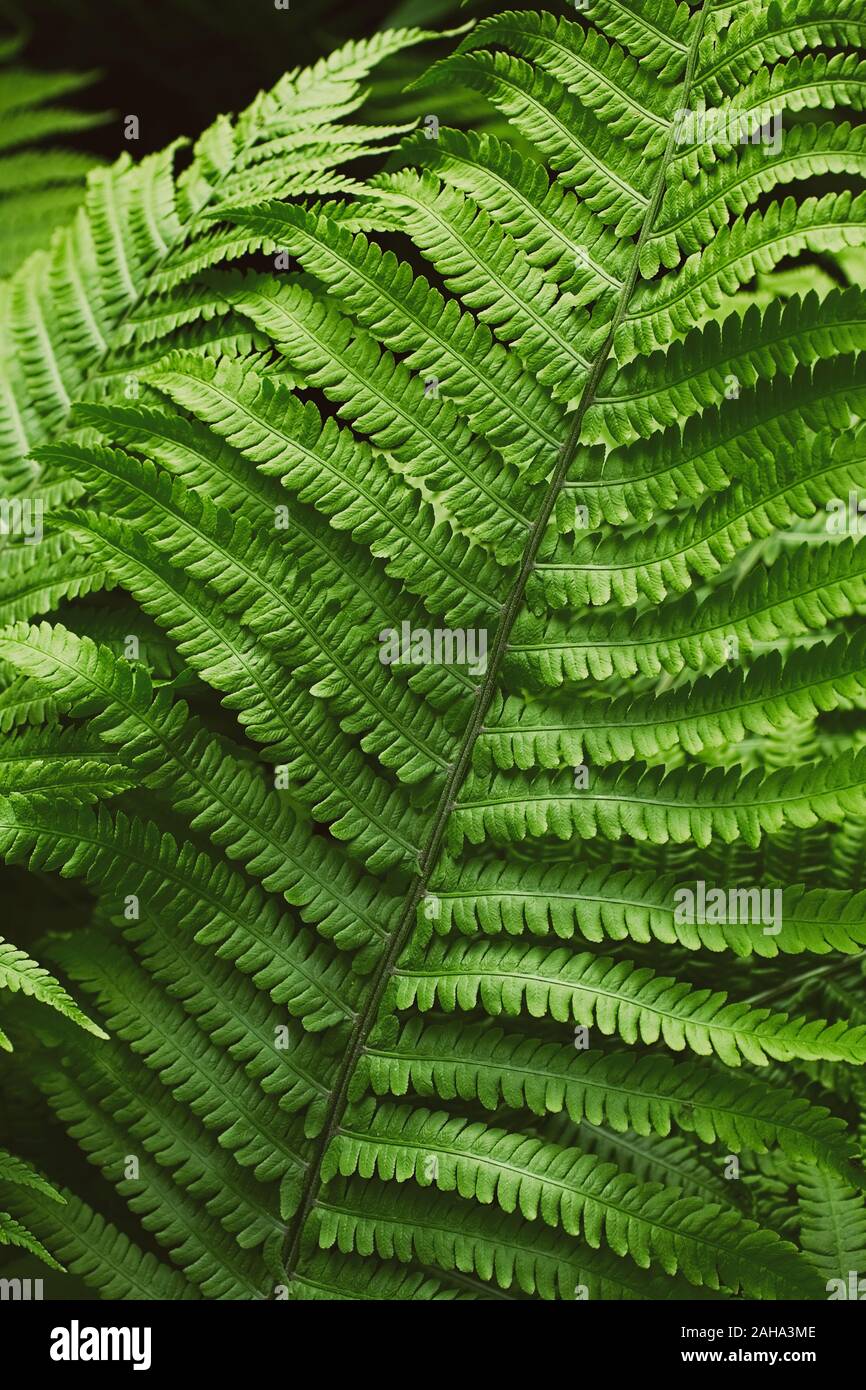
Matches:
[[0, 0, 511, 277], [1, 0, 500, 157]]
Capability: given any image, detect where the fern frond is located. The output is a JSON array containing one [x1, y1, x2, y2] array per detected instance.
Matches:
[[358, 1019, 862, 1180], [483, 629, 866, 770], [0, 1209, 64, 1270], [508, 537, 866, 684], [2, 1187, 199, 1298], [2, 0, 864, 1304], [0, 23, 444, 475], [794, 1165, 866, 1286], [423, 858, 866, 958], [451, 752, 866, 853], [324, 1100, 822, 1297], [0, 935, 107, 1049], [390, 939, 866, 1066], [311, 1176, 722, 1300]]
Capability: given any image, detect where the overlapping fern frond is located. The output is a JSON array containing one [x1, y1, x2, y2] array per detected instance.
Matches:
[[1, 0, 865, 1301]]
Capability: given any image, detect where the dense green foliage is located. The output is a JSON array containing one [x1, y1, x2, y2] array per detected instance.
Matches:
[[1, 0, 866, 1301]]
